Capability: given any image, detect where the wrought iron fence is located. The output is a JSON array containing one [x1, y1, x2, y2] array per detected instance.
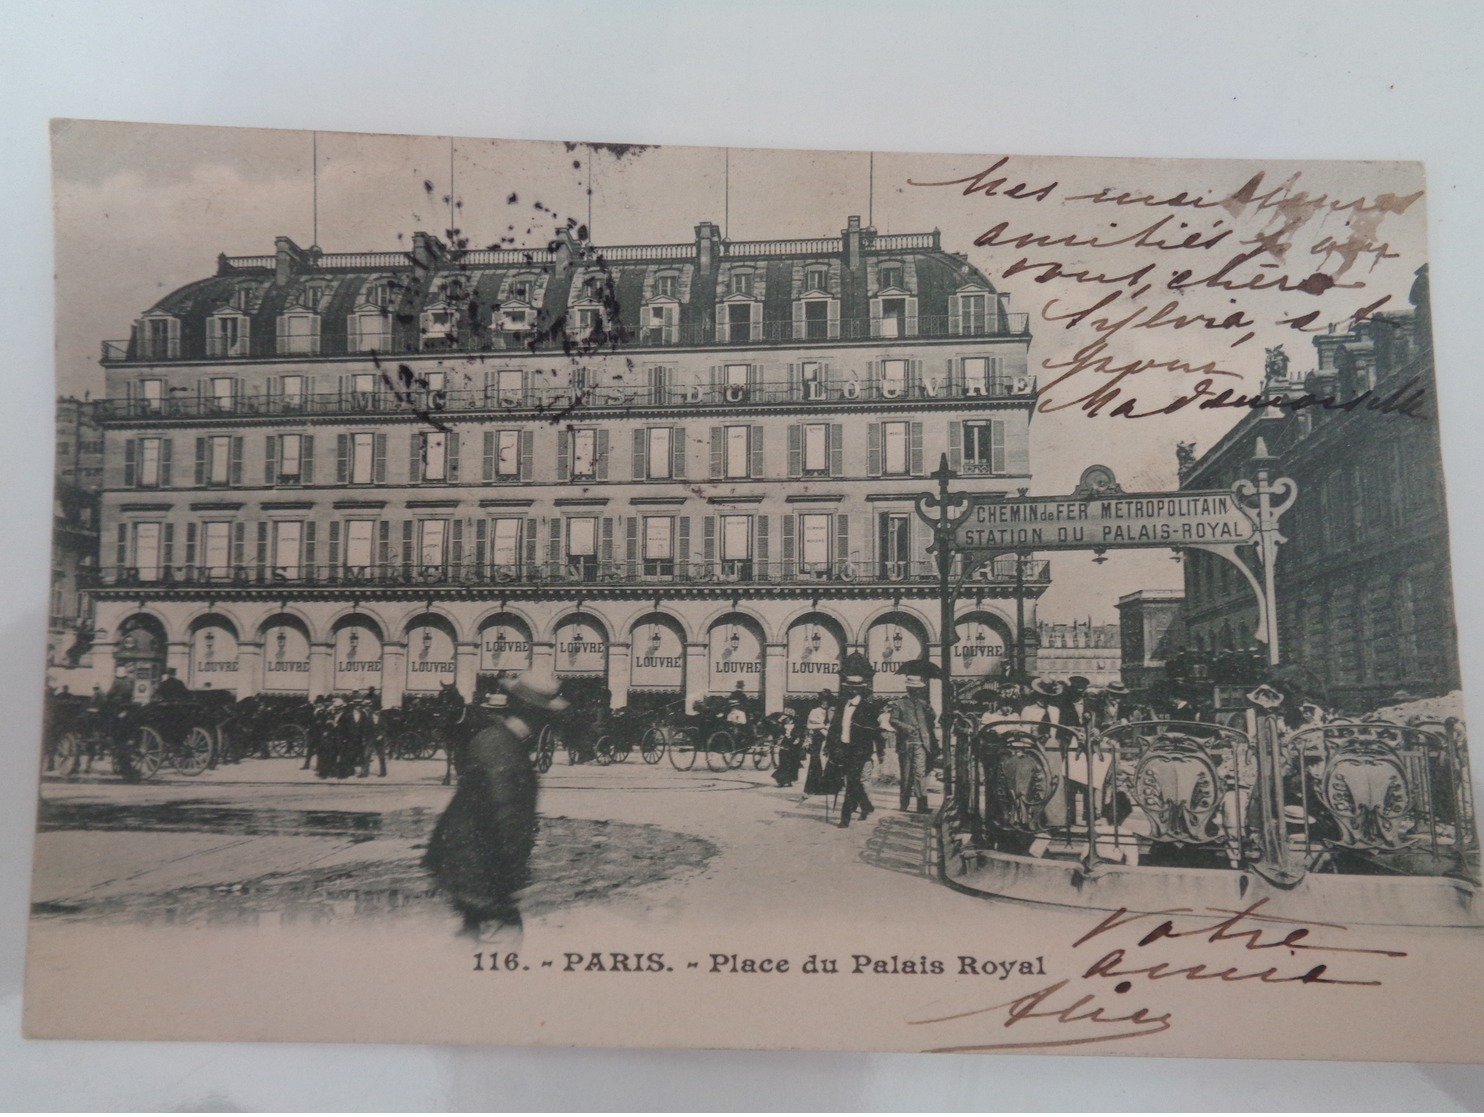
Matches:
[[957, 716, 1478, 883]]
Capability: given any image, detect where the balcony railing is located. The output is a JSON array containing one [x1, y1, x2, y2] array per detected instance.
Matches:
[[94, 373, 1036, 421], [100, 313, 1031, 364], [85, 557, 1050, 592]]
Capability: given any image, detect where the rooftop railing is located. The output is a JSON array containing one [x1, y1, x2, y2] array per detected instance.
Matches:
[[101, 312, 1031, 364], [86, 557, 1051, 592], [94, 373, 1036, 422]]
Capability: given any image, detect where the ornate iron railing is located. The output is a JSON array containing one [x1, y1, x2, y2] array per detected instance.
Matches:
[[85, 557, 1050, 592], [99, 312, 1031, 364], [957, 715, 1478, 882]]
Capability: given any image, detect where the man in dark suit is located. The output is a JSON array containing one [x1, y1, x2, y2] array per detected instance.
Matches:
[[830, 654, 882, 829]]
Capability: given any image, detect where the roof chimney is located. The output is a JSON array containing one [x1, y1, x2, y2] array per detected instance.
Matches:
[[843, 215, 864, 270], [411, 231, 446, 271], [274, 236, 308, 285], [695, 221, 721, 271]]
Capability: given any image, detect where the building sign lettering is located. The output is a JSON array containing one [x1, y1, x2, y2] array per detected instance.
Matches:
[[956, 490, 1253, 551]]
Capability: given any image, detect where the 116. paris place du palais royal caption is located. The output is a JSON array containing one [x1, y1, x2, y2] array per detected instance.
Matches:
[[26, 120, 1481, 1059]]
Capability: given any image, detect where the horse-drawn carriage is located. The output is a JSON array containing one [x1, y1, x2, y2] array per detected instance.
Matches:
[[635, 694, 781, 773], [43, 688, 227, 780]]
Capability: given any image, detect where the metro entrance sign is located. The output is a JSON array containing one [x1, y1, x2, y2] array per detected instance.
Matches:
[[955, 488, 1255, 551], [915, 452, 1296, 814]]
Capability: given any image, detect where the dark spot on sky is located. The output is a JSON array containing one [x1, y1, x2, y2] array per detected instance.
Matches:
[[507, 192, 518, 204], [423, 180, 434, 194], [573, 160, 582, 169]]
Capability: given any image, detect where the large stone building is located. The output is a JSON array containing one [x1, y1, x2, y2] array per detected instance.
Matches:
[[84, 218, 1048, 712], [1178, 267, 1457, 708]]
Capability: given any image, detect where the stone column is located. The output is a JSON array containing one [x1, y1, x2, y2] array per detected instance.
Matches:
[[684, 642, 709, 714], [91, 641, 117, 693], [454, 641, 480, 702], [307, 642, 334, 699], [529, 641, 556, 678], [166, 640, 190, 683], [763, 642, 787, 714], [606, 642, 631, 709], [381, 642, 407, 707], [237, 641, 264, 699]]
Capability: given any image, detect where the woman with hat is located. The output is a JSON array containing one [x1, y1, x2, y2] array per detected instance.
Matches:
[[423, 667, 567, 942]]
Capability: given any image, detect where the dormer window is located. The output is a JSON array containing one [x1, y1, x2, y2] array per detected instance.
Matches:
[[137, 315, 180, 361], [276, 310, 321, 355], [574, 306, 603, 334], [581, 275, 604, 301], [348, 307, 390, 352], [644, 302, 677, 344], [730, 270, 754, 297], [654, 273, 677, 299], [804, 267, 828, 293], [229, 284, 256, 311], [421, 303, 457, 343], [510, 275, 535, 302], [364, 281, 393, 308], [206, 311, 251, 358], [959, 290, 991, 335], [299, 283, 329, 311], [879, 263, 904, 291]]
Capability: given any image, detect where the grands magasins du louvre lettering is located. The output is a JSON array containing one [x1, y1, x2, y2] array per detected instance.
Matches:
[[84, 217, 1049, 714]]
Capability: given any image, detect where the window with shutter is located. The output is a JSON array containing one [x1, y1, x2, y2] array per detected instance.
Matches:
[[519, 430, 534, 481], [788, 425, 802, 478], [910, 422, 924, 475], [829, 424, 843, 477], [677, 516, 690, 577], [750, 425, 763, 479], [709, 426, 723, 479], [632, 428, 647, 480], [671, 426, 685, 478]]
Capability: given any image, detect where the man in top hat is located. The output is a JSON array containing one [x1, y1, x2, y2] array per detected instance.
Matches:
[[889, 668, 937, 814], [154, 666, 190, 704], [424, 666, 567, 942], [1058, 676, 1092, 729], [828, 653, 883, 828]]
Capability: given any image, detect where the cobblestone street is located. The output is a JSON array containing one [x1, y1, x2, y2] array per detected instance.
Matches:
[[31, 758, 956, 939]]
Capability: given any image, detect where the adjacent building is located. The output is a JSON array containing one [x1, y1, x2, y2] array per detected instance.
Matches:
[[85, 218, 1049, 711], [48, 397, 103, 687], [1116, 590, 1186, 691], [1179, 267, 1458, 708], [1033, 619, 1121, 686]]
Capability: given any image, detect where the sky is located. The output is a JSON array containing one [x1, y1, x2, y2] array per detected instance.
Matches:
[[50, 121, 1432, 624]]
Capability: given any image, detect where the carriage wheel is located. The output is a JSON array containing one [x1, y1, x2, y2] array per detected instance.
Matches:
[[640, 727, 666, 765], [609, 733, 633, 764], [667, 729, 697, 770], [751, 733, 777, 770], [706, 729, 736, 772], [130, 726, 165, 781], [393, 729, 423, 761], [535, 725, 558, 774], [592, 734, 614, 766], [173, 726, 215, 776], [52, 731, 82, 777], [267, 722, 308, 758], [414, 729, 441, 761]]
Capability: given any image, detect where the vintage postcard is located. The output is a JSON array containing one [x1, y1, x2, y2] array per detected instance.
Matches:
[[27, 120, 1480, 1058]]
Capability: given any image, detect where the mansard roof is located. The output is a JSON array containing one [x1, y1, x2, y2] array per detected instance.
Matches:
[[124, 219, 1005, 360]]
